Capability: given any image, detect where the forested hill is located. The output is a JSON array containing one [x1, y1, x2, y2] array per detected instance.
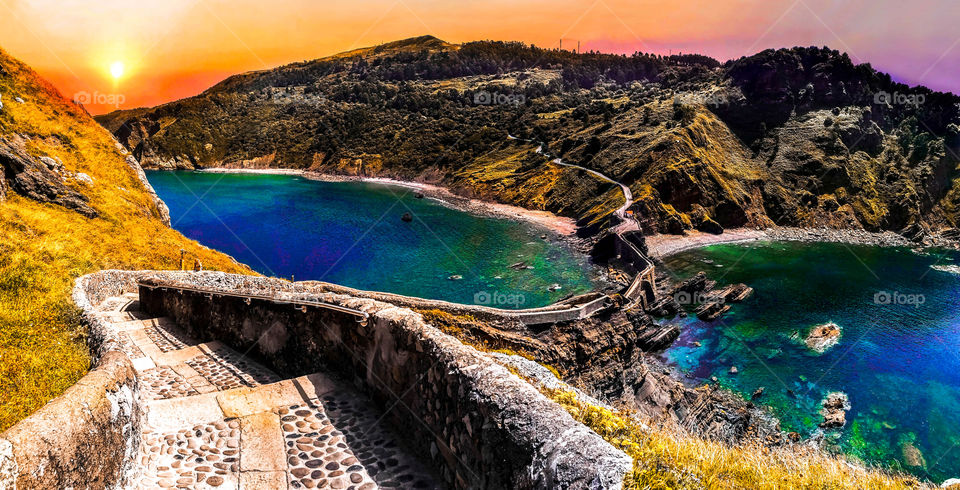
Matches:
[[98, 35, 960, 242]]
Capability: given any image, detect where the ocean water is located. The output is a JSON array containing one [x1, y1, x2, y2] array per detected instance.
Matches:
[[146, 171, 600, 308], [662, 241, 960, 481]]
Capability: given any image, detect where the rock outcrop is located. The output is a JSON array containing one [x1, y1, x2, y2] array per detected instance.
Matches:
[[819, 391, 850, 429], [0, 137, 97, 218], [805, 322, 842, 353]]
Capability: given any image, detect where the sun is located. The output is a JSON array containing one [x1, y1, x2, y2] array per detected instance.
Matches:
[[109, 61, 125, 80]]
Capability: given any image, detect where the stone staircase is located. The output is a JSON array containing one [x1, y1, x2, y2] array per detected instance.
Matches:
[[97, 293, 442, 490]]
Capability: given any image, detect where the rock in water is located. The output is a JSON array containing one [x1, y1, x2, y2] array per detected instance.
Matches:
[[508, 261, 527, 270], [751, 387, 765, 399], [805, 322, 841, 353], [902, 443, 927, 468], [401, 212, 413, 222], [413, 191, 424, 199], [941, 478, 960, 488], [819, 391, 850, 429]]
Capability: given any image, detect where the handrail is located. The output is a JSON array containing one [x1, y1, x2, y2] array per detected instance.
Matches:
[[137, 281, 370, 320]]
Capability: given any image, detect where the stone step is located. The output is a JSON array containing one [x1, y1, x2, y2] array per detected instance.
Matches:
[[96, 295, 443, 489], [98, 293, 139, 313]]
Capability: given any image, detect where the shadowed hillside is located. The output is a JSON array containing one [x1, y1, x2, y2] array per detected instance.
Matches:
[[0, 47, 252, 430]]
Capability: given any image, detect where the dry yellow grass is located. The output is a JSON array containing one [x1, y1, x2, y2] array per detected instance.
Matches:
[[545, 388, 930, 489], [0, 48, 252, 430]]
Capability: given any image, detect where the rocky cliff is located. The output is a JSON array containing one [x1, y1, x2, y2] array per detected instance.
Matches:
[[98, 37, 960, 242], [0, 47, 251, 430]]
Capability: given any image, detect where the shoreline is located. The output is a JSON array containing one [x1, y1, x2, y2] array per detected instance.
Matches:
[[193, 167, 579, 236], [646, 226, 920, 259]]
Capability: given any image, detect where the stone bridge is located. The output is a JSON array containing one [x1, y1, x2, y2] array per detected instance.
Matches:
[[0, 270, 631, 489]]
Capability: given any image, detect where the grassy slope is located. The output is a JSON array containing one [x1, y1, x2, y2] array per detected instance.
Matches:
[[546, 388, 929, 489], [0, 48, 252, 430]]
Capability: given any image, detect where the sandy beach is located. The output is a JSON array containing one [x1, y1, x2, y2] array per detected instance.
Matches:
[[195, 167, 578, 235]]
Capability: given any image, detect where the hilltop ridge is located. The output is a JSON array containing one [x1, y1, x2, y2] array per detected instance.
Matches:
[[98, 37, 960, 243]]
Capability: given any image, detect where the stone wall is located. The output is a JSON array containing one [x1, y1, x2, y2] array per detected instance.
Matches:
[[0, 271, 145, 490], [137, 271, 632, 489]]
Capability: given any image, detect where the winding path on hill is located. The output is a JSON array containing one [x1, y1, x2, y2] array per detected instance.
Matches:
[[508, 134, 654, 306], [507, 135, 639, 232]]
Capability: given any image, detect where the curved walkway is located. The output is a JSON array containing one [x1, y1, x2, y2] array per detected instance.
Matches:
[[509, 135, 654, 305], [97, 294, 441, 489], [508, 135, 638, 232]]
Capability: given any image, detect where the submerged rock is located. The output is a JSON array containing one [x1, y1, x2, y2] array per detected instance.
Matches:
[[805, 322, 841, 353], [400, 212, 413, 222], [508, 261, 525, 270], [902, 442, 927, 468]]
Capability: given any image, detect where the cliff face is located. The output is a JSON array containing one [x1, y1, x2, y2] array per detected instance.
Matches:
[[97, 38, 960, 242], [0, 47, 252, 430]]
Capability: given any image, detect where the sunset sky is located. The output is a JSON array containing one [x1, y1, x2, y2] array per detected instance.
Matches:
[[1, 0, 958, 114]]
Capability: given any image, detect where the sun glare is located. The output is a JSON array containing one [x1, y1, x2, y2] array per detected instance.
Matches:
[[110, 61, 125, 80]]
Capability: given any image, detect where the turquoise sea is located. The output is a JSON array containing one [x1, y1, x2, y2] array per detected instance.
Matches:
[[145, 171, 600, 309], [662, 241, 960, 481]]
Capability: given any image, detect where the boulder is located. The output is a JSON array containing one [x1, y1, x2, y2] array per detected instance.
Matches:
[[805, 322, 841, 353], [941, 478, 960, 488], [696, 216, 724, 235], [0, 138, 97, 218]]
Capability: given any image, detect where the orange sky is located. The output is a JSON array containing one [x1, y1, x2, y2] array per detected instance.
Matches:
[[1, 0, 957, 114]]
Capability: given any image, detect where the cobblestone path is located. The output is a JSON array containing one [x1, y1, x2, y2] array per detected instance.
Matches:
[[98, 294, 443, 489]]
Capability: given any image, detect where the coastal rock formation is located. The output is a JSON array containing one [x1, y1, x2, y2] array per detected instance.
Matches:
[[806, 322, 842, 353], [819, 391, 850, 429]]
